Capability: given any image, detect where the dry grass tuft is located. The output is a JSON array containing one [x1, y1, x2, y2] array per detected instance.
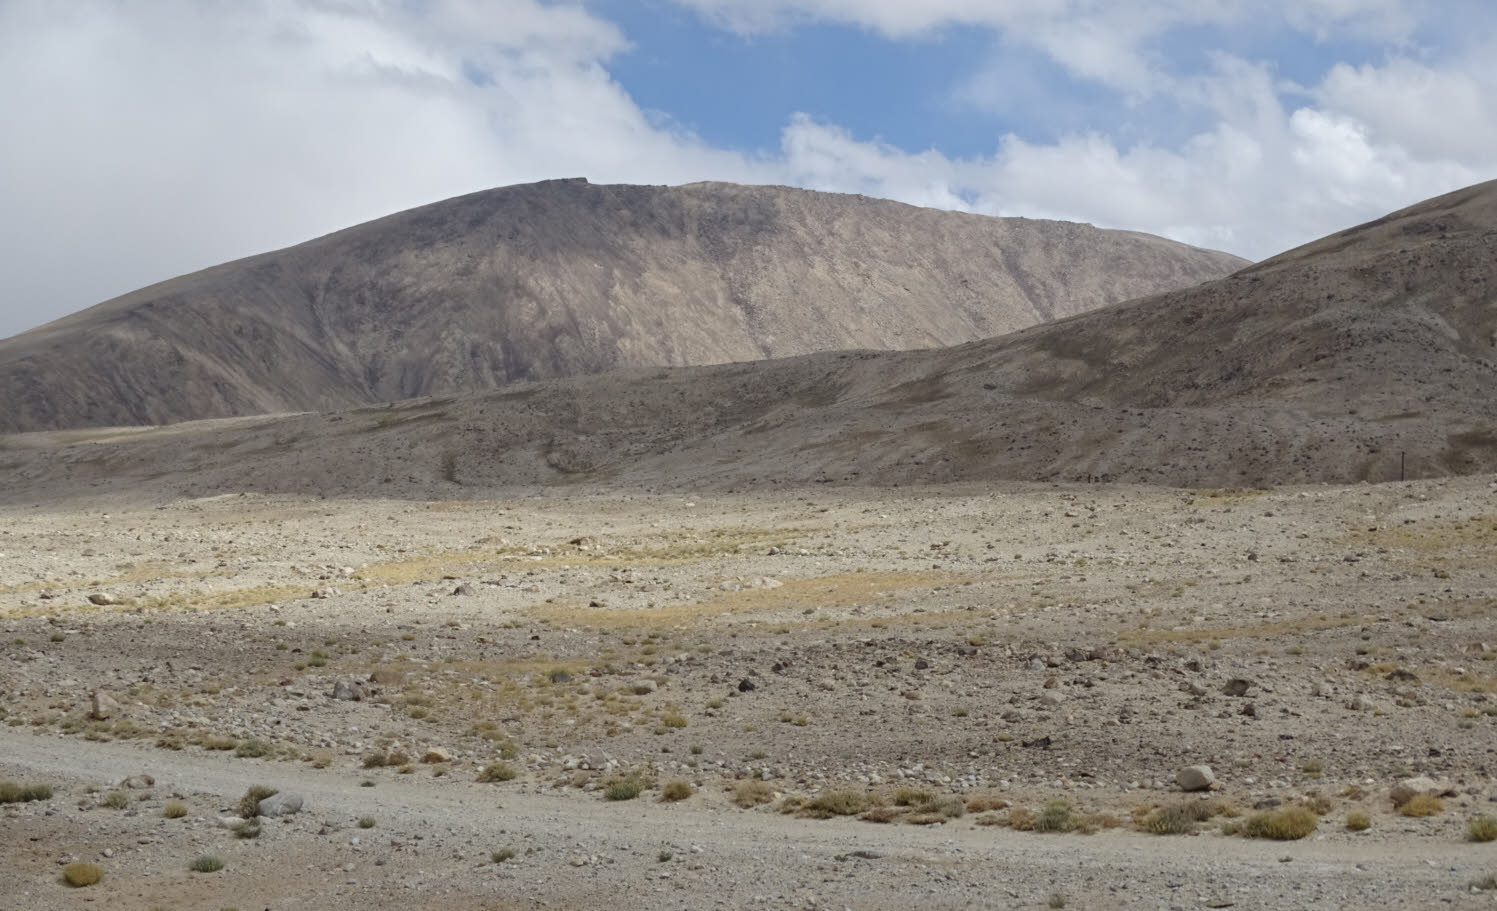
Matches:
[[1468, 816, 1497, 842], [476, 762, 517, 783], [660, 780, 693, 802], [237, 785, 278, 818], [799, 790, 878, 819], [1399, 794, 1444, 818], [163, 799, 189, 819], [61, 862, 103, 887], [0, 781, 53, 803], [1240, 806, 1318, 840], [732, 780, 775, 808], [1345, 810, 1371, 831]]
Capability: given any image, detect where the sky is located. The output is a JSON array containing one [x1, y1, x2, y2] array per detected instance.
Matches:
[[1, 0, 1495, 338]]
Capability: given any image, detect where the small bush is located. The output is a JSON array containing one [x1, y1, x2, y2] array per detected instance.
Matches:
[[1033, 800, 1075, 833], [1400, 794, 1443, 817], [235, 739, 272, 759], [1048, 894, 1066, 909], [1146, 805, 1199, 835], [190, 855, 225, 873], [62, 862, 103, 887], [661, 712, 687, 728], [358, 816, 376, 829], [1468, 816, 1497, 843], [477, 762, 517, 783], [661, 780, 692, 802], [101, 791, 129, 810], [163, 799, 189, 819], [732, 780, 775, 808], [604, 776, 645, 801], [0, 781, 53, 803], [238, 785, 278, 818], [893, 787, 933, 807], [1241, 806, 1318, 840], [1346, 811, 1371, 831], [1007, 807, 1035, 831], [800, 791, 875, 818], [492, 848, 516, 863]]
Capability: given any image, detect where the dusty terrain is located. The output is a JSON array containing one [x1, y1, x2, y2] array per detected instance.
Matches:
[[0, 178, 1244, 433], [4, 478, 1497, 908]]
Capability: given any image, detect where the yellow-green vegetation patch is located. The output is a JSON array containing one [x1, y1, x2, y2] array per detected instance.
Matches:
[[132, 583, 309, 614], [1120, 614, 1365, 647], [1346, 513, 1497, 569]]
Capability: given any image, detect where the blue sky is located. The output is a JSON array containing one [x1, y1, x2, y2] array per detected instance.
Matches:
[[1, 0, 1495, 337]]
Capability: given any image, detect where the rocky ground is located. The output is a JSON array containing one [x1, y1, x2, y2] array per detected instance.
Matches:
[[3, 476, 1497, 908]]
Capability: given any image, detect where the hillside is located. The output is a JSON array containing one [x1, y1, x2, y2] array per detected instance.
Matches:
[[0, 179, 1245, 433]]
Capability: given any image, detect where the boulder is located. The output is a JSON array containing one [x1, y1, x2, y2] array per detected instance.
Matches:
[[90, 690, 121, 720], [331, 679, 365, 701], [87, 593, 119, 606], [1222, 678, 1252, 697], [256, 791, 304, 817], [1177, 765, 1216, 792]]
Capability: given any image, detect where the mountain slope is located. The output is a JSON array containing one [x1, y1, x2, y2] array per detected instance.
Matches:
[[0, 179, 1246, 433], [5, 181, 1491, 500]]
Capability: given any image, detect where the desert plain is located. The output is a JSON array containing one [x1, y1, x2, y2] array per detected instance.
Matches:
[[4, 473, 1497, 909]]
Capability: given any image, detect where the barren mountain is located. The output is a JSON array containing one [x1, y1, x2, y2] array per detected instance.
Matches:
[[3, 181, 1493, 500], [0, 178, 1245, 433]]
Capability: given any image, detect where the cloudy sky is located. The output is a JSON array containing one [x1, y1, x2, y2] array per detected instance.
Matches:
[[2, 0, 1494, 338]]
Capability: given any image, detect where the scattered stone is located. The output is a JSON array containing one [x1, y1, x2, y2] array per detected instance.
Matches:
[[257, 792, 304, 817], [86, 593, 118, 606], [914, 658, 930, 670], [331, 679, 366, 701], [1177, 765, 1216, 791], [737, 678, 756, 692], [1223, 678, 1252, 697]]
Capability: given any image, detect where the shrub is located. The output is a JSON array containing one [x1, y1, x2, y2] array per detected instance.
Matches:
[[893, 787, 933, 807], [732, 780, 775, 808], [604, 776, 645, 801], [1146, 805, 1199, 835], [358, 816, 376, 829], [1468, 816, 1497, 843], [163, 799, 189, 819], [1400, 794, 1443, 817], [799, 791, 874, 818], [101, 791, 129, 809], [0, 781, 53, 804], [1006, 807, 1035, 831], [492, 848, 516, 863], [661, 780, 692, 801], [62, 862, 103, 886], [190, 855, 225, 873], [1240, 807, 1318, 840], [1346, 811, 1371, 831], [237, 785, 278, 818], [235, 739, 271, 759], [1033, 800, 1075, 833], [477, 762, 517, 783], [661, 712, 687, 728]]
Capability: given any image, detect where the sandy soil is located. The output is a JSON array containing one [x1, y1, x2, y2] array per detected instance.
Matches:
[[3, 477, 1497, 908]]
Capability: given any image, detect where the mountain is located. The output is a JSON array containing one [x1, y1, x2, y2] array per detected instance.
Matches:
[[0, 179, 1246, 433], [2, 181, 1491, 501]]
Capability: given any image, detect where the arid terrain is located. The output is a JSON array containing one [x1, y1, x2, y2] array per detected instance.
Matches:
[[3, 477, 1497, 909], [3, 181, 1496, 909]]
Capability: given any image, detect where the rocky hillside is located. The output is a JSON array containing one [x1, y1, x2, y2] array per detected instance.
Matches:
[[0, 179, 1245, 432]]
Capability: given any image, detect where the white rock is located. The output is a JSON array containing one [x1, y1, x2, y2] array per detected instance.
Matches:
[[1177, 765, 1216, 791]]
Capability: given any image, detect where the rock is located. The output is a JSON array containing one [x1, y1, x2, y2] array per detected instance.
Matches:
[[331, 679, 365, 701], [737, 678, 756, 692], [87, 593, 118, 606], [257, 791, 304, 817], [120, 774, 154, 790], [1027, 658, 1046, 672], [1222, 678, 1252, 697], [90, 690, 120, 720], [914, 658, 930, 670], [421, 748, 452, 764], [1239, 702, 1256, 717], [1177, 765, 1216, 791], [451, 584, 474, 596], [1390, 776, 1453, 806], [1039, 692, 1065, 708]]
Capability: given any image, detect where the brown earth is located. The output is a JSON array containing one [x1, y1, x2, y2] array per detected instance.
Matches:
[[0, 178, 1244, 433]]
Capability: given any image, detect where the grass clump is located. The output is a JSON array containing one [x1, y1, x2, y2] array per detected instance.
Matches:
[[358, 816, 376, 829], [362, 750, 410, 769], [1468, 816, 1497, 843], [61, 861, 103, 887], [799, 790, 876, 819], [732, 780, 775, 808], [476, 762, 517, 783], [660, 711, 687, 728], [163, 799, 189, 819], [1399, 793, 1444, 817], [1033, 800, 1075, 833], [190, 855, 225, 873], [893, 787, 933, 807], [101, 791, 129, 810], [604, 775, 646, 801], [1346, 810, 1371, 831], [1146, 804, 1200, 835], [237, 785, 278, 818], [492, 848, 516, 863], [0, 781, 53, 804], [232, 818, 261, 839], [1240, 806, 1318, 840], [234, 739, 272, 759], [660, 780, 692, 802]]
